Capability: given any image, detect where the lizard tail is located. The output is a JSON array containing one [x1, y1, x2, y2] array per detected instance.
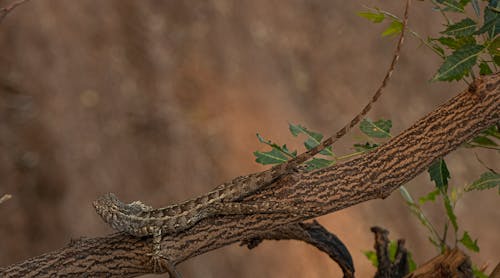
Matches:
[[279, 0, 411, 170]]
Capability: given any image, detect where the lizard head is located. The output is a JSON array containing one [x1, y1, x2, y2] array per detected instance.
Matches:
[[93, 193, 153, 234], [93, 193, 122, 224]]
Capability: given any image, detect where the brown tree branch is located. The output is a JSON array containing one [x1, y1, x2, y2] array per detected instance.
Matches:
[[406, 248, 472, 278], [371, 226, 409, 278], [1, 73, 499, 277], [242, 221, 354, 277]]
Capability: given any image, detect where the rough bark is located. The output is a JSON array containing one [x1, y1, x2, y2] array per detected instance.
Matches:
[[405, 248, 472, 278], [1, 73, 498, 277]]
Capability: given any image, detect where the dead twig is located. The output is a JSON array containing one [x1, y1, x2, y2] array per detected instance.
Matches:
[[0, 0, 31, 24]]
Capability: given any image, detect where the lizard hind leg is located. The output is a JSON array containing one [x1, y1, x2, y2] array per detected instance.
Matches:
[[147, 228, 182, 278]]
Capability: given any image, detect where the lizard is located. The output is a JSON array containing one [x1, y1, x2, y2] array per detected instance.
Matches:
[[93, 0, 411, 275]]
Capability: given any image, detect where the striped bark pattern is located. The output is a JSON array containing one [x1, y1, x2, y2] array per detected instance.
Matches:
[[2, 73, 499, 277]]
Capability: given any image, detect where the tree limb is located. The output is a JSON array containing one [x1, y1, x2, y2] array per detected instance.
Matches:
[[1, 73, 499, 277]]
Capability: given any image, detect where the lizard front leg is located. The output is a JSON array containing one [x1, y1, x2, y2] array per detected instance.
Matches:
[[148, 227, 182, 278]]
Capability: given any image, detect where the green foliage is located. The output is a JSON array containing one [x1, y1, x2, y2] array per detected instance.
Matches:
[[459, 231, 480, 252], [466, 124, 500, 150], [289, 123, 333, 156], [418, 189, 440, 204], [357, 9, 403, 37], [363, 250, 378, 267], [432, 44, 484, 81], [465, 172, 500, 193], [253, 133, 297, 165], [359, 119, 392, 139], [304, 158, 334, 170], [472, 266, 489, 278], [428, 159, 451, 192], [353, 142, 379, 152], [441, 18, 477, 37], [254, 148, 288, 165], [357, 11, 385, 23], [435, 0, 468, 13], [443, 195, 458, 231], [382, 21, 403, 37], [363, 241, 417, 271]]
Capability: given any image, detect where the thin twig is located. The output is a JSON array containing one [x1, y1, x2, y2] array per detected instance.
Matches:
[[0, 194, 12, 204], [0, 0, 31, 24]]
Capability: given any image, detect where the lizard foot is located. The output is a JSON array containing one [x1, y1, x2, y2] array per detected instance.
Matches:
[[147, 251, 182, 278]]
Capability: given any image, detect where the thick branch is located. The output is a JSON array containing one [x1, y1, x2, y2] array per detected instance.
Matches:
[[1, 73, 499, 277]]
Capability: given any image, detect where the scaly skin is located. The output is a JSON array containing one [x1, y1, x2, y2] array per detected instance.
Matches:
[[93, 0, 412, 275]]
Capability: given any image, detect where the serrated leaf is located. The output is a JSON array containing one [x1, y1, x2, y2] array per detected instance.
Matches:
[[419, 189, 441, 204], [437, 0, 466, 13], [357, 11, 385, 23], [476, 4, 500, 37], [481, 124, 500, 139], [488, 36, 500, 56], [363, 250, 378, 267], [353, 142, 379, 152], [471, 135, 498, 146], [479, 62, 493, 75], [382, 21, 403, 37], [442, 18, 477, 37], [436, 36, 476, 50], [465, 172, 500, 192], [305, 158, 334, 170], [289, 123, 333, 156], [360, 119, 392, 138], [256, 133, 297, 159], [444, 196, 458, 231], [459, 231, 480, 252], [432, 44, 484, 81], [428, 159, 450, 192], [254, 149, 287, 165]]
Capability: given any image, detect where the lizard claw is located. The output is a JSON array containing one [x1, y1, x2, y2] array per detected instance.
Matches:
[[147, 251, 182, 278]]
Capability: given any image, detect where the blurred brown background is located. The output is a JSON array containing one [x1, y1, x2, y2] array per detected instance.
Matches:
[[0, 0, 498, 277]]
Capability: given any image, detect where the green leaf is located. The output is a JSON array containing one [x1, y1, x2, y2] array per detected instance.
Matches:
[[495, 55, 500, 66], [473, 266, 489, 278], [256, 134, 297, 158], [254, 149, 288, 165], [441, 18, 477, 37], [465, 172, 500, 192], [481, 124, 500, 139], [289, 123, 333, 156], [360, 119, 392, 138], [476, 4, 500, 37], [444, 196, 458, 232], [432, 44, 484, 81], [459, 231, 480, 252], [488, 36, 500, 56], [363, 250, 378, 267], [407, 252, 417, 273], [305, 158, 334, 170], [388, 241, 397, 262], [437, 0, 466, 13], [419, 189, 441, 204], [353, 142, 379, 152], [357, 11, 385, 23], [382, 21, 403, 37], [428, 159, 451, 192], [436, 36, 476, 50], [478, 62, 493, 75], [471, 135, 498, 146]]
